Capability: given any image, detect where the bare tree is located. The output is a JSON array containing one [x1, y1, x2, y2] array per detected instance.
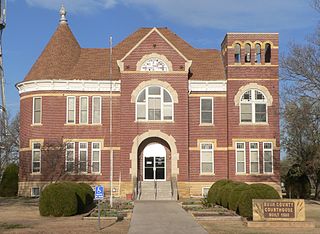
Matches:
[[41, 138, 69, 183], [281, 0, 320, 199], [282, 98, 320, 199], [0, 113, 19, 177]]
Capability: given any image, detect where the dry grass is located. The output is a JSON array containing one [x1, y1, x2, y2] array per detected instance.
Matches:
[[0, 197, 129, 233], [198, 200, 320, 234]]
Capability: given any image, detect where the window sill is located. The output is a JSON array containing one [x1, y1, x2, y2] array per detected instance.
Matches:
[[135, 120, 175, 123], [30, 173, 41, 175], [64, 123, 102, 126], [235, 173, 274, 176], [200, 173, 215, 176], [31, 124, 43, 127], [239, 122, 269, 126], [199, 123, 214, 127]]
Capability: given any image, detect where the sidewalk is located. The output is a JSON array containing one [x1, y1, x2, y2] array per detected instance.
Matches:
[[128, 201, 208, 234]]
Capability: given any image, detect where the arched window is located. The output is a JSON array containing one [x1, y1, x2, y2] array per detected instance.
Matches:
[[245, 43, 251, 63], [265, 43, 271, 63], [240, 89, 267, 123], [140, 58, 169, 72], [234, 43, 241, 63], [255, 44, 261, 64], [136, 86, 173, 121]]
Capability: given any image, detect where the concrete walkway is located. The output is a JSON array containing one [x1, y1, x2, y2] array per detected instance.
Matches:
[[128, 201, 208, 234]]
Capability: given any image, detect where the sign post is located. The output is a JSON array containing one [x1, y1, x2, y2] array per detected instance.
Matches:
[[95, 185, 104, 230]]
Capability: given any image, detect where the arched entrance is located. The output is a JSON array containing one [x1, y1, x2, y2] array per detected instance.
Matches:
[[143, 143, 166, 181], [130, 130, 179, 181]]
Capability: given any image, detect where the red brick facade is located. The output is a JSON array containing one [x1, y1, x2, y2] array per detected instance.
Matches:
[[17, 20, 280, 198]]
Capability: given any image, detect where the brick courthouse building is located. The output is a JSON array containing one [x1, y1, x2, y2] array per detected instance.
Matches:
[[17, 8, 280, 198]]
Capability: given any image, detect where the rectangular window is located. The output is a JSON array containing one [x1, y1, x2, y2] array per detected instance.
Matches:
[[148, 96, 161, 120], [79, 96, 88, 124], [31, 187, 40, 197], [67, 96, 76, 124], [79, 142, 88, 173], [200, 143, 214, 174], [92, 142, 101, 173], [255, 104, 267, 122], [250, 142, 259, 173], [236, 142, 246, 173], [33, 97, 42, 124], [200, 97, 213, 124], [240, 103, 252, 122], [65, 142, 75, 172], [202, 187, 210, 198], [32, 142, 41, 173], [92, 96, 101, 124], [263, 142, 273, 173]]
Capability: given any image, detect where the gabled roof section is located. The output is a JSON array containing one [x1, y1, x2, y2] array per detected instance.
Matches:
[[24, 23, 81, 81], [118, 27, 191, 63]]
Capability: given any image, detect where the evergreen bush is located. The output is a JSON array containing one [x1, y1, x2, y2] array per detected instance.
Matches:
[[228, 182, 250, 212], [39, 182, 94, 216], [220, 181, 243, 208], [207, 179, 230, 205], [0, 164, 19, 197], [238, 183, 281, 219], [39, 183, 78, 217]]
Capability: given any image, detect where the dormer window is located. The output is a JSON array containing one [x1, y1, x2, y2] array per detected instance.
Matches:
[[141, 58, 169, 72]]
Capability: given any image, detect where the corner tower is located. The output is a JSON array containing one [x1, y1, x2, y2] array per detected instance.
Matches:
[[222, 33, 280, 191]]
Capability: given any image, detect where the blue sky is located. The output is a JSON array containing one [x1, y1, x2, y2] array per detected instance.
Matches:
[[3, 0, 319, 117]]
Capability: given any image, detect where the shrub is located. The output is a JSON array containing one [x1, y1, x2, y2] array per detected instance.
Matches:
[[228, 183, 250, 212], [39, 183, 78, 217], [207, 179, 230, 205], [250, 183, 281, 199], [238, 183, 281, 219], [0, 164, 19, 197], [79, 183, 94, 209], [285, 168, 311, 199], [220, 181, 243, 209]]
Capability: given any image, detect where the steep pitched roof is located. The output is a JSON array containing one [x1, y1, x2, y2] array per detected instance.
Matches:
[[24, 26, 226, 82], [24, 24, 81, 81]]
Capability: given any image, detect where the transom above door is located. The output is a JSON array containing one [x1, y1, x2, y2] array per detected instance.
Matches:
[[143, 143, 166, 181]]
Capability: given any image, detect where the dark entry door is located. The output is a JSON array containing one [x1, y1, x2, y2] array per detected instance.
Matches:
[[144, 156, 165, 181]]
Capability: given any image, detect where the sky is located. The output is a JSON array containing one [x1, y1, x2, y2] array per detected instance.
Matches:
[[2, 0, 319, 117]]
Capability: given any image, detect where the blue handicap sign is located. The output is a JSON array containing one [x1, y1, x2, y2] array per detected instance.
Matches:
[[95, 185, 104, 200]]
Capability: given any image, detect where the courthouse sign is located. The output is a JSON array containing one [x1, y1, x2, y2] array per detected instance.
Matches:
[[252, 199, 305, 221]]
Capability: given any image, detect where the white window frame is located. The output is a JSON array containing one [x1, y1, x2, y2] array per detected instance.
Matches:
[[249, 142, 259, 174], [240, 89, 268, 124], [236, 142, 246, 174], [31, 187, 40, 197], [32, 142, 41, 173], [200, 142, 214, 175], [200, 97, 213, 124], [78, 142, 88, 173], [202, 187, 210, 198], [135, 86, 174, 121], [92, 96, 102, 124], [91, 142, 101, 174], [32, 97, 42, 124], [263, 142, 273, 174], [79, 96, 88, 124], [65, 142, 75, 172], [66, 96, 76, 124]]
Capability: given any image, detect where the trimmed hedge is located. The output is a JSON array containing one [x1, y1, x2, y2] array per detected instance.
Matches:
[[207, 179, 230, 205], [39, 183, 78, 217], [238, 183, 281, 219], [0, 164, 19, 197], [39, 182, 94, 217], [208, 180, 281, 220], [228, 182, 250, 211], [220, 181, 244, 209]]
